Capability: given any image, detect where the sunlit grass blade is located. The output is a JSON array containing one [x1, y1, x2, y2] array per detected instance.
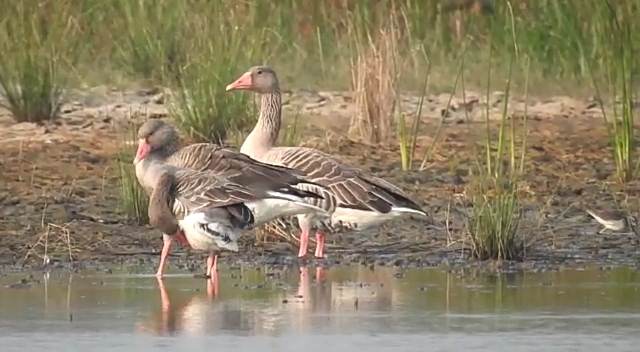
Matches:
[[116, 124, 148, 225]]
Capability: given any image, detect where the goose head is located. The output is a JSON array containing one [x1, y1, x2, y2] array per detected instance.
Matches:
[[225, 66, 279, 94], [134, 119, 180, 165]]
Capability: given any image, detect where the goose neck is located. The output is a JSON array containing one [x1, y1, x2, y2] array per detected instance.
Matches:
[[241, 90, 281, 158]]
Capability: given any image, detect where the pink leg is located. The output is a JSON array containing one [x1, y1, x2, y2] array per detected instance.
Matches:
[[314, 231, 326, 258], [298, 229, 310, 258], [206, 255, 213, 277], [156, 234, 173, 278], [212, 254, 218, 274], [206, 252, 218, 277]]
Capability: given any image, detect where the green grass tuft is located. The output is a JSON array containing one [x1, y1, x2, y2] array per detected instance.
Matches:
[[468, 178, 522, 260], [168, 2, 278, 142], [116, 125, 148, 225], [0, 1, 78, 123]]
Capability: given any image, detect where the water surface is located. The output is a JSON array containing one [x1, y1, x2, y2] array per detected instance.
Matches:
[[1, 266, 639, 351]]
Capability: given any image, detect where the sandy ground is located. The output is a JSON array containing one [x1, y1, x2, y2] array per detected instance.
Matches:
[[1, 86, 639, 273]]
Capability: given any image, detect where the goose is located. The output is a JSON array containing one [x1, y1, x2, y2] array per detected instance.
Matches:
[[226, 66, 428, 258], [134, 121, 327, 277], [141, 158, 323, 278]]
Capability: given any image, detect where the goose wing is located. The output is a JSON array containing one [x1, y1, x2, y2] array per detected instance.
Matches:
[[167, 143, 306, 185], [274, 147, 425, 214], [172, 169, 265, 212]]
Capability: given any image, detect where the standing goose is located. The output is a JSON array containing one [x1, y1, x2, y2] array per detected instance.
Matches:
[[226, 66, 427, 258], [134, 121, 327, 277], [145, 166, 319, 278]]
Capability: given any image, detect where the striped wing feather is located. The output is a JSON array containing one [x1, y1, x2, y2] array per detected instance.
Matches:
[[172, 169, 265, 213], [167, 143, 305, 185], [270, 147, 423, 214]]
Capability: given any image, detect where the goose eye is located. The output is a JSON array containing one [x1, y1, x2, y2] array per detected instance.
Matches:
[[257, 70, 263, 75]]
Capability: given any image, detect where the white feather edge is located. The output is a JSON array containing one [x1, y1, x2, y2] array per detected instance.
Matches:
[[248, 198, 328, 226], [330, 205, 425, 230], [390, 206, 428, 216]]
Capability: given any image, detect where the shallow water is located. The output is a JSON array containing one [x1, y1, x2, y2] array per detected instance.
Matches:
[[1, 266, 639, 351]]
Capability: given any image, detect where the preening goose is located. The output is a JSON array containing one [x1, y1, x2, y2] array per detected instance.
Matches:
[[146, 165, 319, 278], [226, 66, 427, 258], [134, 120, 326, 277]]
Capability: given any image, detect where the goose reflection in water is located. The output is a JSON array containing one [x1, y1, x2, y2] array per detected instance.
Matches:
[[135, 266, 397, 337], [135, 273, 219, 336]]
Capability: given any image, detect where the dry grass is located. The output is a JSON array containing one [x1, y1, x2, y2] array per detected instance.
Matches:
[[23, 223, 75, 264], [349, 13, 401, 144]]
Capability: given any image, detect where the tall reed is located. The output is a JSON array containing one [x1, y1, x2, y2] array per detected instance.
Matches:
[[586, 1, 636, 183], [398, 63, 431, 171]]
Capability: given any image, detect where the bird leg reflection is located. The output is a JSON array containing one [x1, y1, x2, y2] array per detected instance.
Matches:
[[207, 271, 219, 298], [156, 276, 171, 313], [315, 266, 326, 283]]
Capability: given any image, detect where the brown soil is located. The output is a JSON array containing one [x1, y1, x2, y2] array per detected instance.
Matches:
[[1, 87, 639, 273]]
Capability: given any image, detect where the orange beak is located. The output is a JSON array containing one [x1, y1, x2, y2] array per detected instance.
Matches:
[[133, 139, 151, 165], [225, 71, 253, 91]]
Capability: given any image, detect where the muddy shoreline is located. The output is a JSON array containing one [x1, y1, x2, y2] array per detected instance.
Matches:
[[1, 86, 639, 274]]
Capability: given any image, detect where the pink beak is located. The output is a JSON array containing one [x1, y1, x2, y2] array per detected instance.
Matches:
[[225, 71, 253, 91], [133, 139, 151, 164]]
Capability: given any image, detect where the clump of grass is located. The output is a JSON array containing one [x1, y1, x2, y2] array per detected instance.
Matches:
[[171, 58, 252, 143], [349, 9, 400, 143], [466, 4, 527, 261], [169, 3, 276, 142], [116, 124, 148, 225], [112, 0, 187, 83], [0, 1, 78, 123], [467, 176, 522, 260]]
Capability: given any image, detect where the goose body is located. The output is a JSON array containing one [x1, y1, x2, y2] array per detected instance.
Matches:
[[227, 66, 427, 258], [257, 146, 425, 231], [154, 167, 320, 251], [134, 120, 326, 277]]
